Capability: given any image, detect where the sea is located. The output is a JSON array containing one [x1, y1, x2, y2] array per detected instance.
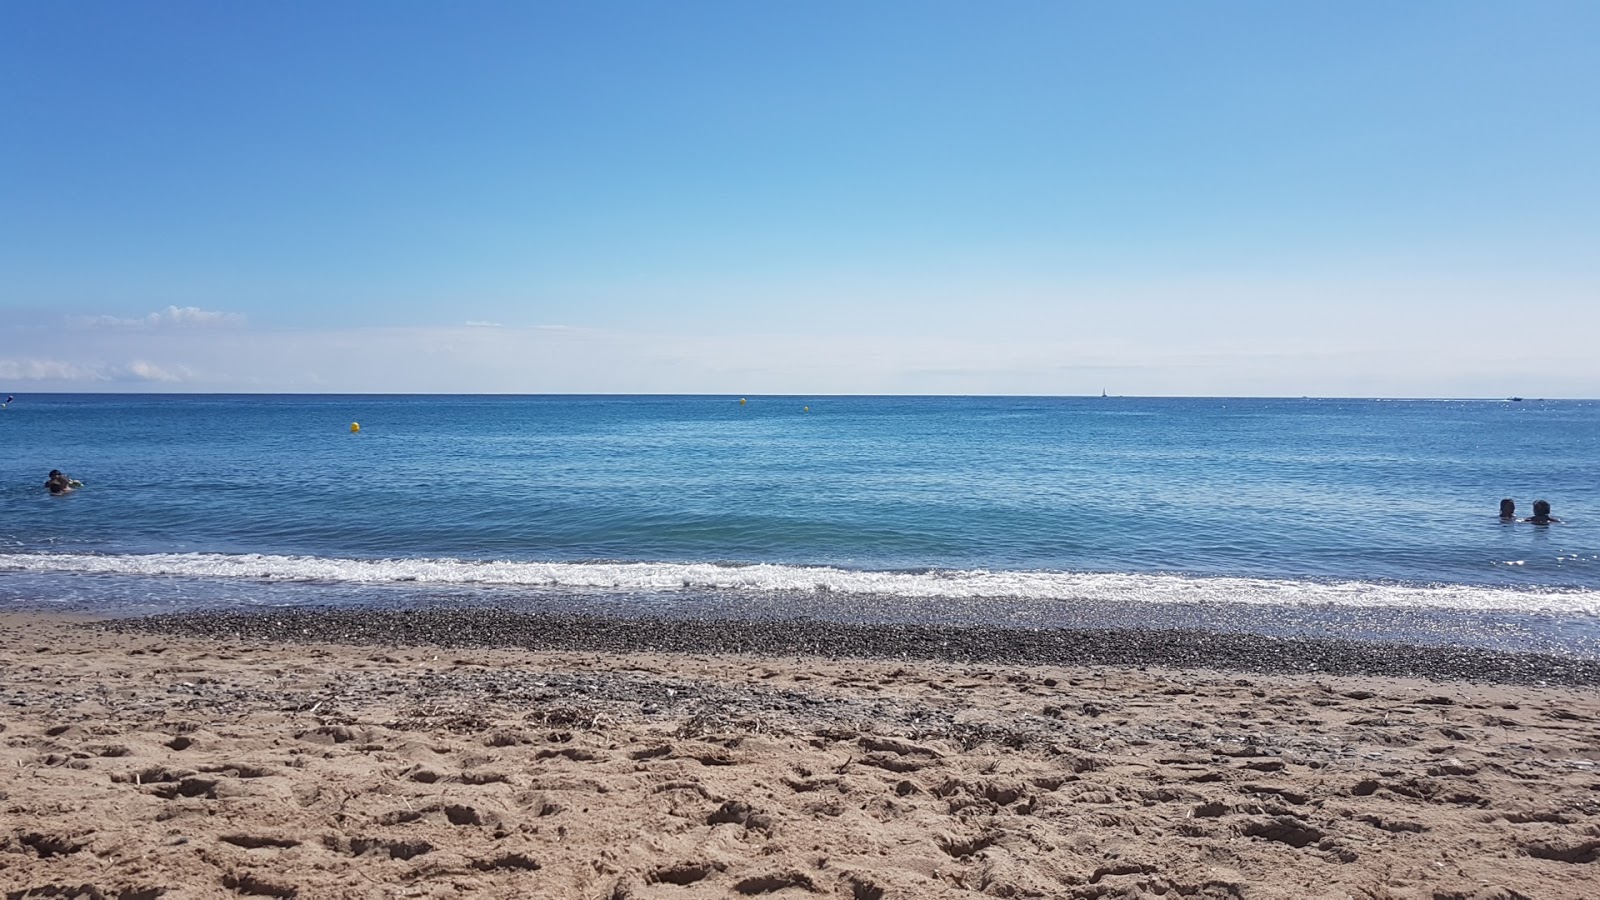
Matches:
[[3, 394, 1598, 657]]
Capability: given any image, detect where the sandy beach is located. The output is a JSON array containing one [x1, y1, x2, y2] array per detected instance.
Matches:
[[4, 611, 1600, 899]]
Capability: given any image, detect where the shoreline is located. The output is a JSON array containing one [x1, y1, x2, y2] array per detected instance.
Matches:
[[4, 610, 1600, 898]]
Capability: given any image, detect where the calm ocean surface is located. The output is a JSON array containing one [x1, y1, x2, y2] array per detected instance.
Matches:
[[4, 394, 1598, 654]]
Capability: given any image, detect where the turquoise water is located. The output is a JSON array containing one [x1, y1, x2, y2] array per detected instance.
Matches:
[[3, 394, 1598, 651]]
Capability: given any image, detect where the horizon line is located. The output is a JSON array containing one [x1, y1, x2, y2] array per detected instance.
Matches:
[[3, 391, 1586, 402]]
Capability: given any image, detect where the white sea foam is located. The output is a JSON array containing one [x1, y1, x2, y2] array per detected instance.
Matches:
[[3, 551, 1599, 615]]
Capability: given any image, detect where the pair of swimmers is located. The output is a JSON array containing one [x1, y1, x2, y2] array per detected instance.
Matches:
[[45, 469, 82, 495], [1499, 498, 1560, 524]]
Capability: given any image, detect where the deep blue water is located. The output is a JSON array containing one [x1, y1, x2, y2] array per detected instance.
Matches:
[[3, 394, 1598, 653]]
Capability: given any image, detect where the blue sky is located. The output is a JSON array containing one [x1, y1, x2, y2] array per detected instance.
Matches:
[[2, 1, 1596, 395]]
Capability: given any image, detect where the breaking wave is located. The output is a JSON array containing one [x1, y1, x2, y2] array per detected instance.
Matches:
[[4, 551, 1599, 615]]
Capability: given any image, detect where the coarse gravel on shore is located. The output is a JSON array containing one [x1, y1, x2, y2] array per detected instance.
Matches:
[[114, 607, 1600, 686]]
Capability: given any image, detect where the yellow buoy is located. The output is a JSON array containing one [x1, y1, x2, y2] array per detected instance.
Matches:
[[738, 398, 747, 406], [350, 422, 361, 433], [803, 406, 810, 412]]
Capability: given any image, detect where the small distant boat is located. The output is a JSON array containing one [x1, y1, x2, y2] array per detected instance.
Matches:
[[1101, 388, 1108, 398], [1507, 397, 1524, 402]]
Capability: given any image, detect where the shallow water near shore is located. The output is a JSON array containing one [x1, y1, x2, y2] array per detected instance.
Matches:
[[3, 394, 1598, 654]]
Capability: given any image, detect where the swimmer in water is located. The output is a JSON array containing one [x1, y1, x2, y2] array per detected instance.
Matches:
[[1499, 498, 1517, 520], [45, 469, 74, 495], [1523, 499, 1561, 525]]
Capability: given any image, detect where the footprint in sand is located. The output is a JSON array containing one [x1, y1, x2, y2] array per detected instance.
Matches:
[[469, 851, 542, 871], [376, 802, 503, 830], [15, 831, 91, 858], [198, 763, 278, 779], [221, 870, 299, 898], [843, 875, 886, 900], [220, 834, 300, 850], [321, 834, 432, 860], [535, 747, 602, 762], [936, 830, 999, 858], [732, 872, 817, 895], [5, 884, 167, 900], [1523, 839, 1600, 864], [706, 799, 775, 834], [647, 862, 721, 886], [1239, 816, 1325, 849]]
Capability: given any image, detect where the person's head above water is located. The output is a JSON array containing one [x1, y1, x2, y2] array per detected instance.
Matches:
[[1524, 499, 1562, 524], [1500, 498, 1516, 518], [48, 469, 61, 480]]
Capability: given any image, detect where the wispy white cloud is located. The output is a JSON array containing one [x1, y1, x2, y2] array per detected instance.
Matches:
[[0, 358, 108, 381], [463, 320, 503, 328], [71, 306, 244, 329], [157, 306, 239, 326], [123, 360, 190, 382], [0, 357, 197, 383]]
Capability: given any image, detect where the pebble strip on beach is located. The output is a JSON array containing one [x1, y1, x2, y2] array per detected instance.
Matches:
[[115, 607, 1600, 687]]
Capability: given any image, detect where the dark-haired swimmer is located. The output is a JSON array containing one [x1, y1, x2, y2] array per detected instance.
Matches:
[[46, 469, 74, 495], [1499, 498, 1517, 521], [1523, 499, 1561, 525]]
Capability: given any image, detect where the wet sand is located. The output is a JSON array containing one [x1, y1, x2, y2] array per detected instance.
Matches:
[[4, 610, 1600, 899]]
